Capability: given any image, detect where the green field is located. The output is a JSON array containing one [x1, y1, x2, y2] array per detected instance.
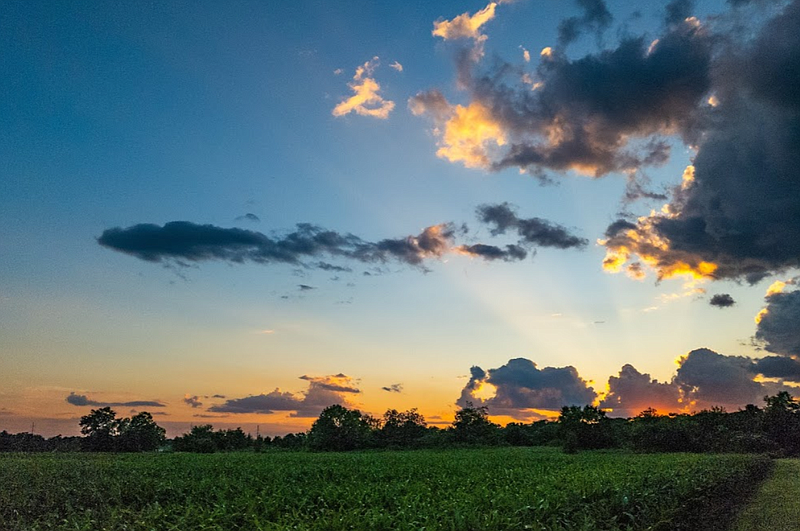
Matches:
[[0, 448, 770, 531]]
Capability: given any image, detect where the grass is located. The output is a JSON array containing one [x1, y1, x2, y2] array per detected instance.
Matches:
[[0, 447, 771, 531], [732, 459, 800, 531]]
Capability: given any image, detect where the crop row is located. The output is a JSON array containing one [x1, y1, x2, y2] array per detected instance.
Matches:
[[0, 448, 770, 530]]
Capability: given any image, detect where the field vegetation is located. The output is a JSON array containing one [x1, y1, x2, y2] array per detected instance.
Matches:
[[0, 448, 770, 531]]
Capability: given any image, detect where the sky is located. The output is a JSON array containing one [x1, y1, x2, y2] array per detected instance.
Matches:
[[2, 0, 800, 437]]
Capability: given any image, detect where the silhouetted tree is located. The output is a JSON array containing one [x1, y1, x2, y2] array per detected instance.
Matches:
[[451, 402, 499, 444], [763, 391, 800, 454], [173, 424, 217, 453], [558, 405, 614, 452], [379, 408, 427, 447], [79, 407, 122, 451], [117, 412, 166, 452], [308, 405, 374, 451]]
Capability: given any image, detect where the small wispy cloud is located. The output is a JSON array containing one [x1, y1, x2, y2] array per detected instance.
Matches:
[[332, 57, 395, 119]]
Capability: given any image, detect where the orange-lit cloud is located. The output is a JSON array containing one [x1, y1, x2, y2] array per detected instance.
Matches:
[[409, 93, 506, 169], [332, 57, 395, 119], [432, 3, 497, 43], [599, 191, 721, 283]]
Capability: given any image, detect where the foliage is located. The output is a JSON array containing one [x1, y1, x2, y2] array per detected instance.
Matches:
[[79, 407, 122, 451], [307, 404, 374, 451], [79, 408, 165, 452], [378, 408, 428, 447], [450, 402, 500, 444], [172, 425, 252, 453], [558, 405, 616, 452], [0, 448, 770, 530], [5, 392, 800, 455]]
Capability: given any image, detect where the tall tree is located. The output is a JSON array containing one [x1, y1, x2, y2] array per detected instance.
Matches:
[[79, 407, 122, 451]]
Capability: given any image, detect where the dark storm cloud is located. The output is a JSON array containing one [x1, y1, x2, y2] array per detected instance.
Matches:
[[493, 19, 712, 176], [65, 392, 165, 408], [602, 1, 800, 282], [664, 0, 695, 25], [457, 358, 596, 417], [209, 374, 360, 417], [709, 293, 736, 307], [235, 213, 260, 223], [412, 14, 713, 178], [381, 383, 403, 393], [414, 1, 800, 283], [752, 356, 800, 380], [557, 0, 613, 48], [755, 288, 800, 356], [476, 203, 588, 249], [673, 348, 767, 409]]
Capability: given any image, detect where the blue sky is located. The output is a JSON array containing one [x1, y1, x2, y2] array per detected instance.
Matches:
[[3, 0, 800, 436]]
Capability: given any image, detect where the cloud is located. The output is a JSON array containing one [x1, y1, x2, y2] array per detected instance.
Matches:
[[413, 14, 711, 178], [409, 94, 507, 169], [709, 293, 735, 308], [209, 374, 360, 417], [417, 1, 800, 284], [389, 61, 403, 72], [477, 203, 588, 249], [381, 383, 403, 393], [183, 395, 203, 408], [664, 0, 695, 26], [600, 364, 682, 417], [600, 2, 800, 283], [298, 284, 316, 291], [602, 347, 799, 416], [0, 408, 13, 416], [65, 392, 166, 408], [456, 243, 528, 262], [316, 262, 352, 273], [674, 348, 775, 410], [557, 0, 613, 48], [235, 213, 260, 223], [432, 2, 497, 43], [298, 374, 360, 394], [457, 358, 596, 418], [755, 284, 800, 357], [98, 221, 465, 270], [753, 356, 800, 380], [332, 57, 395, 119]]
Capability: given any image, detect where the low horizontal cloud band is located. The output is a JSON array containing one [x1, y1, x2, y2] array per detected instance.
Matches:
[[97, 205, 586, 271]]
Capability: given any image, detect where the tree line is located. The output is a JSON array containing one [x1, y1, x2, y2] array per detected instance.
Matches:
[[3, 392, 800, 455]]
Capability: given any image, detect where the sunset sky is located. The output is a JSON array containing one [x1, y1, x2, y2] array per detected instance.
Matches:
[[3, 0, 800, 437]]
